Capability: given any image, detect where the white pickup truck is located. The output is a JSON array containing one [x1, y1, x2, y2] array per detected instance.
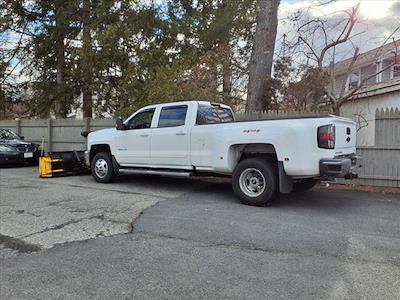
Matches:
[[85, 101, 361, 206]]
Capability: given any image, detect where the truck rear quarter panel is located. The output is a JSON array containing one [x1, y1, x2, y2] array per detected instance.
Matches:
[[190, 117, 356, 177]]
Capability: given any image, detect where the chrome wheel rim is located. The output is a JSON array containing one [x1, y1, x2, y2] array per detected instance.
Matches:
[[239, 168, 266, 198], [94, 158, 108, 178]]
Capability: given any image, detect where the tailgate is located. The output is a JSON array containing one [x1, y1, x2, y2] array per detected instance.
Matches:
[[333, 118, 357, 150]]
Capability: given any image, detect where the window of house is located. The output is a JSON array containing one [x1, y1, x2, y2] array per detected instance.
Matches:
[[158, 105, 188, 128], [127, 109, 155, 129], [381, 59, 393, 82], [348, 72, 359, 89], [361, 64, 377, 86], [393, 65, 400, 78]]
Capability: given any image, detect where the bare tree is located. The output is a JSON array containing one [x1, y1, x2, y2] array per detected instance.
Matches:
[[246, 0, 280, 112], [295, 3, 398, 114]]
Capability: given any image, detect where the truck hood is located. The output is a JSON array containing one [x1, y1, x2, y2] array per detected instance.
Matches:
[[88, 128, 116, 143]]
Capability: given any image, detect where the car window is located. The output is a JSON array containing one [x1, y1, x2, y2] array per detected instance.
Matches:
[[0, 129, 19, 140], [127, 109, 155, 130], [196, 105, 234, 125], [158, 105, 188, 128]]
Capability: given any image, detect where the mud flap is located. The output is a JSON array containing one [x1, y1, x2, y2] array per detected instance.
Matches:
[[112, 155, 120, 176], [278, 161, 293, 194]]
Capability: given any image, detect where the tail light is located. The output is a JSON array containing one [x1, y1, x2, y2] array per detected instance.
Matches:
[[318, 124, 335, 149]]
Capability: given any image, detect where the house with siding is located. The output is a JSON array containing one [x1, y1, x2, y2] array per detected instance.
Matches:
[[329, 40, 400, 146]]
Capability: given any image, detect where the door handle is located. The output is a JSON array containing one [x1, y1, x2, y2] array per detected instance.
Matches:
[[140, 133, 149, 137], [176, 132, 186, 136]]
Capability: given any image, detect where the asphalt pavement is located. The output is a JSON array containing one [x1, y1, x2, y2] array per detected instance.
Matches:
[[1, 166, 399, 299], [0, 166, 214, 249]]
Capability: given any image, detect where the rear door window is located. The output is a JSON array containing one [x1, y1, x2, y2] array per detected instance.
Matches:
[[158, 105, 188, 128], [196, 105, 234, 125]]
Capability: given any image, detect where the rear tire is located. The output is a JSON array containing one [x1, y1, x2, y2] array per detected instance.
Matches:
[[232, 158, 278, 206], [292, 178, 318, 192], [91, 152, 115, 183]]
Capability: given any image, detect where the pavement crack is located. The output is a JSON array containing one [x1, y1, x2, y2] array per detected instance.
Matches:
[[135, 231, 400, 267], [48, 199, 73, 207], [20, 214, 105, 238], [135, 230, 296, 255], [7, 175, 172, 200], [15, 210, 41, 218]]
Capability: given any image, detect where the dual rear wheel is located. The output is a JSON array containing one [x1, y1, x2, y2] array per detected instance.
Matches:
[[232, 158, 318, 206], [232, 158, 278, 206]]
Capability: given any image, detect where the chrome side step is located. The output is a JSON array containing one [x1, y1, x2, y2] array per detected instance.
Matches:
[[118, 168, 193, 177]]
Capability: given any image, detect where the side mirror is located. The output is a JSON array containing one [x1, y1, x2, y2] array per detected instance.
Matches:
[[20, 136, 25, 140], [115, 117, 126, 130], [81, 131, 91, 138]]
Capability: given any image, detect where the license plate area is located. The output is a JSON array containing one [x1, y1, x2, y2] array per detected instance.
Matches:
[[24, 152, 33, 158]]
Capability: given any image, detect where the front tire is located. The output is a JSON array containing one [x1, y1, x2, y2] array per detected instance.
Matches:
[[232, 158, 278, 206], [91, 152, 115, 183]]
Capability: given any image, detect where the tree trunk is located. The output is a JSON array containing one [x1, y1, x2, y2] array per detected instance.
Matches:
[[55, 1, 67, 118], [222, 44, 232, 106], [55, 29, 66, 117], [246, 0, 279, 112], [82, 0, 93, 118]]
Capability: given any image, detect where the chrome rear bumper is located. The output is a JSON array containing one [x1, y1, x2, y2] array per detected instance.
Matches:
[[320, 154, 362, 179]]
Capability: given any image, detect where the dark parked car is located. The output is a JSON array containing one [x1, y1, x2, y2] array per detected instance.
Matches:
[[0, 128, 41, 165]]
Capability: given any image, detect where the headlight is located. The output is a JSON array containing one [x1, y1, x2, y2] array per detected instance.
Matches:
[[0, 145, 15, 152]]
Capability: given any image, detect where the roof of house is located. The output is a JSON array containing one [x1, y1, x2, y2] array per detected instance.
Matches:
[[350, 76, 400, 100], [332, 39, 400, 76]]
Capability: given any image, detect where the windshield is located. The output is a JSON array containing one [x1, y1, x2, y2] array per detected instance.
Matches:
[[196, 104, 234, 125], [0, 129, 20, 140]]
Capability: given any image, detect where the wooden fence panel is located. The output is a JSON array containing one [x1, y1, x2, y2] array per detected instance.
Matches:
[[19, 119, 49, 145], [51, 119, 87, 151], [0, 107, 398, 187], [347, 147, 400, 188], [0, 120, 18, 133], [375, 108, 400, 147], [89, 119, 115, 131]]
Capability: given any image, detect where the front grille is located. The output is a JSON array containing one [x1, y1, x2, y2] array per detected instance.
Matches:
[[16, 145, 36, 152]]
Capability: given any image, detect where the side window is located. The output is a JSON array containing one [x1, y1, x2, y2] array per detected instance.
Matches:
[[196, 105, 234, 125], [197, 106, 219, 124], [214, 107, 234, 123], [127, 109, 155, 130], [158, 105, 188, 128]]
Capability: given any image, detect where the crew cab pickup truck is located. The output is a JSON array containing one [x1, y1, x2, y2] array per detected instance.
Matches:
[[85, 101, 361, 206]]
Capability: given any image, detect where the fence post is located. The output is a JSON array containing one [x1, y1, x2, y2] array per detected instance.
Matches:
[[15, 119, 21, 136], [47, 118, 52, 152]]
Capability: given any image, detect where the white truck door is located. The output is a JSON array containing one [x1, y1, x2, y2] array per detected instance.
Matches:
[[115, 108, 155, 165], [150, 104, 191, 168]]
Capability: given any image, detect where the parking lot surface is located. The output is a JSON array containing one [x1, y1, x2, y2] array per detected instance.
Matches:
[[1, 166, 400, 299], [0, 166, 214, 249]]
